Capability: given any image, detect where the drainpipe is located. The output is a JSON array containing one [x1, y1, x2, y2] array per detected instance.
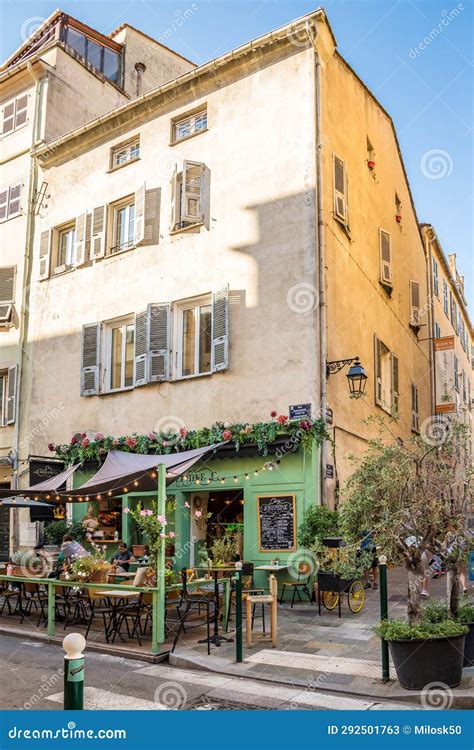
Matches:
[[306, 21, 328, 506], [425, 229, 436, 416]]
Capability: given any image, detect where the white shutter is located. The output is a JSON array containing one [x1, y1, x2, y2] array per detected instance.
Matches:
[[374, 335, 382, 406], [134, 310, 148, 386], [81, 323, 101, 396], [90, 205, 106, 259], [134, 183, 145, 245], [169, 164, 177, 231], [0, 189, 7, 221], [410, 280, 420, 324], [333, 155, 347, 222], [379, 230, 392, 285], [15, 95, 28, 128], [148, 303, 170, 382], [182, 160, 204, 223], [0, 376, 4, 426], [391, 353, 399, 415], [7, 184, 21, 216], [2, 101, 15, 135], [211, 285, 229, 372], [39, 229, 51, 280], [411, 384, 419, 432], [0, 266, 15, 303], [74, 212, 87, 266], [6, 364, 17, 425]]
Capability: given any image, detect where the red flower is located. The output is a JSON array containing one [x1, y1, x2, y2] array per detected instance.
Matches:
[[299, 420, 311, 431], [222, 429, 232, 441], [48, 443, 55, 452], [179, 427, 188, 438], [82, 437, 90, 448], [270, 411, 277, 418], [277, 415, 288, 425], [70, 435, 78, 446], [126, 437, 137, 449]]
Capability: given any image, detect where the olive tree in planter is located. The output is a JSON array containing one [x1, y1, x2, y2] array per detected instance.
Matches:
[[339, 419, 471, 689]]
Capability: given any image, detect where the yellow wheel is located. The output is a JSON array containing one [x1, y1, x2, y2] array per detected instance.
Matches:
[[322, 591, 339, 610], [348, 580, 365, 613]]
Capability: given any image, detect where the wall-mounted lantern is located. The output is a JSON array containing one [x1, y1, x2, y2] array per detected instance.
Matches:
[[326, 356, 368, 399]]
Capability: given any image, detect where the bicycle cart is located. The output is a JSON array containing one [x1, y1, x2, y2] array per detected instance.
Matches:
[[317, 571, 365, 618]]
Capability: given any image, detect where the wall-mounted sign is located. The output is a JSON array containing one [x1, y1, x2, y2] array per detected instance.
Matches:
[[325, 464, 334, 479], [434, 336, 456, 414], [172, 469, 218, 487], [289, 403, 311, 420], [29, 459, 65, 522], [325, 407, 333, 425], [257, 494, 296, 552]]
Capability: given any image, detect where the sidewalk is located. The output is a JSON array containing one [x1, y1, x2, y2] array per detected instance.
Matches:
[[171, 566, 474, 708]]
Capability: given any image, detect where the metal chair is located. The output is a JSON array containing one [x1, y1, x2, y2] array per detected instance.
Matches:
[[279, 561, 313, 608], [171, 569, 216, 655]]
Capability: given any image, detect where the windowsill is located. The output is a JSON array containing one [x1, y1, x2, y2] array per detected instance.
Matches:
[[2, 121, 28, 138], [333, 215, 351, 239], [0, 322, 14, 330], [172, 370, 212, 382], [379, 280, 393, 297], [0, 212, 22, 224], [53, 265, 75, 276], [106, 244, 137, 257], [170, 128, 208, 146], [100, 385, 135, 396], [107, 157, 141, 174], [170, 222, 204, 236]]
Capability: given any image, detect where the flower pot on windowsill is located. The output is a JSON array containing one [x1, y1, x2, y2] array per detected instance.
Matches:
[[367, 160, 375, 170], [395, 214, 402, 223]]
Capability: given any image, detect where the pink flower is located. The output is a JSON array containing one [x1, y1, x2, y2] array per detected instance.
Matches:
[[277, 415, 288, 425], [147, 432, 156, 441], [82, 437, 90, 448], [157, 515, 167, 525], [71, 435, 78, 446], [184, 501, 190, 508], [222, 429, 232, 441], [168, 531, 176, 538], [270, 410, 277, 418], [123, 507, 130, 514], [244, 425, 252, 434], [300, 420, 311, 431], [140, 509, 153, 517], [81, 432, 87, 438], [126, 437, 137, 449], [162, 440, 169, 448], [160, 533, 166, 539], [48, 443, 55, 452], [194, 510, 202, 518], [179, 427, 188, 438], [95, 432, 104, 441]]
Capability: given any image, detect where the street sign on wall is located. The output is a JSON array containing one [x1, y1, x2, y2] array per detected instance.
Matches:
[[289, 403, 311, 420]]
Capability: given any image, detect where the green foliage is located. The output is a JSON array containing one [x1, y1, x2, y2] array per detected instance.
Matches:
[[422, 599, 449, 624], [43, 520, 86, 546], [210, 530, 237, 566], [456, 601, 474, 625], [374, 618, 468, 641], [298, 505, 339, 549], [127, 498, 176, 567]]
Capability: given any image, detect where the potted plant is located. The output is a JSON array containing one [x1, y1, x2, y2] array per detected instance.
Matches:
[[210, 530, 237, 566], [125, 497, 176, 578], [340, 419, 472, 690], [69, 541, 111, 582], [422, 598, 474, 669]]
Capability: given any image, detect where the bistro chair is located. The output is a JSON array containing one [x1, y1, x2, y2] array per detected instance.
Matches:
[[0, 582, 21, 616], [171, 569, 216, 655], [279, 561, 313, 608], [20, 581, 49, 626], [225, 562, 266, 631], [246, 574, 278, 648]]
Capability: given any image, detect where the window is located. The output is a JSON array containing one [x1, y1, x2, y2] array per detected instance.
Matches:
[[111, 139, 140, 170], [0, 266, 15, 326], [411, 384, 419, 433], [379, 229, 392, 288], [112, 199, 135, 253], [0, 366, 17, 425], [454, 355, 459, 391], [0, 372, 6, 426], [176, 296, 212, 378], [450, 291, 456, 328], [1, 94, 28, 135], [108, 318, 135, 391], [0, 184, 21, 221], [374, 335, 399, 415], [170, 161, 206, 231], [432, 257, 439, 297], [409, 280, 420, 325], [333, 155, 348, 224], [434, 322, 441, 339], [57, 224, 76, 270], [462, 370, 467, 403], [64, 26, 121, 86], [172, 108, 207, 143], [443, 278, 449, 316]]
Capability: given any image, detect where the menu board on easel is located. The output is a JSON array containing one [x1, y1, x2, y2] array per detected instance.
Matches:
[[257, 495, 296, 552]]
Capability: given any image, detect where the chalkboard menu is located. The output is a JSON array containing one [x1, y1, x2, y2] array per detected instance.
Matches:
[[258, 495, 296, 552]]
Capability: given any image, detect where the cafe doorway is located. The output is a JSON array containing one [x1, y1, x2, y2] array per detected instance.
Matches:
[[191, 489, 244, 562]]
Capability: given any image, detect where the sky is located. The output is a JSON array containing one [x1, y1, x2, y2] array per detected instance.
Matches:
[[1, 0, 472, 307]]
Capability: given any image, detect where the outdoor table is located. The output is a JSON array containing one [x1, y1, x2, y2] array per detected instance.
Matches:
[[194, 567, 235, 647], [254, 565, 288, 571], [108, 571, 136, 582], [94, 589, 140, 642]]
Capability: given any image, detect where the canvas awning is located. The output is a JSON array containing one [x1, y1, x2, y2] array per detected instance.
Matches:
[[0, 463, 79, 498], [0, 497, 55, 508]]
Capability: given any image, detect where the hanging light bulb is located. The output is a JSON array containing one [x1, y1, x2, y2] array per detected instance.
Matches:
[[220, 478, 225, 484], [107, 491, 112, 497], [96, 495, 101, 500], [123, 487, 128, 493], [245, 474, 249, 480], [254, 470, 259, 476], [134, 480, 139, 487], [233, 476, 238, 483]]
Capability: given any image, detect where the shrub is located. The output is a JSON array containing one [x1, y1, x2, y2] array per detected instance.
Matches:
[[44, 520, 86, 546], [298, 505, 339, 549], [374, 618, 467, 641]]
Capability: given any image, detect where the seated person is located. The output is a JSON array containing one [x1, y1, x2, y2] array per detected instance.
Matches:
[[111, 543, 133, 572], [60, 534, 88, 564]]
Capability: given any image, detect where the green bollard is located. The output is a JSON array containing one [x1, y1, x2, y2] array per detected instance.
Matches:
[[235, 569, 243, 663], [379, 555, 390, 683], [63, 633, 85, 710]]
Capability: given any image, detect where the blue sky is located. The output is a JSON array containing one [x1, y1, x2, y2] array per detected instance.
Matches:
[[1, 0, 472, 306]]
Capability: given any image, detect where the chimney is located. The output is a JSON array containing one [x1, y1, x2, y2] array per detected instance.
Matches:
[[448, 253, 457, 276], [134, 62, 146, 97]]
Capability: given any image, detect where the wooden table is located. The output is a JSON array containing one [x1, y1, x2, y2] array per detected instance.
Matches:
[[194, 567, 235, 647]]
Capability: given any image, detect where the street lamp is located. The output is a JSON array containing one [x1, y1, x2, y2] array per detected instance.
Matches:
[[326, 356, 367, 399]]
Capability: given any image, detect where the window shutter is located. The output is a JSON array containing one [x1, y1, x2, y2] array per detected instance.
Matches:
[[374, 335, 382, 406], [39, 229, 52, 280], [90, 205, 106, 259], [6, 364, 17, 425], [410, 280, 420, 324], [411, 384, 419, 432], [134, 183, 146, 245], [81, 323, 101, 396], [391, 353, 399, 415], [169, 164, 177, 231], [148, 303, 170, 382], [333, 155, 347, 222], [134, 310, 148, 386], [143, 188, 160, 244], [0, 266, 15, 303], [0, 376, 4, 426], [8, 184, 21, 216], [2, 101, 15, 134], [379, 230, 392, 285], [211, 285, 229, 372], [74, 212, 87, 266], [182, 160, 204, 223], [0, 189, 7, 221], [15, 95, 28, 128]]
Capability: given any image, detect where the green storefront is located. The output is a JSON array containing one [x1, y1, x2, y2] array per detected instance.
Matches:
[[70, 440, 320, 590]]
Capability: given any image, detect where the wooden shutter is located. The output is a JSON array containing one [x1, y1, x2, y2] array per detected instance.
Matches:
[[148, 303, 170, 382], [134, 310, 148, 386], [379, 230, 392, 285], [39, 229, 51, 280], [6, 364, 17, 425], [144, 188, 160, 245], [410, 280, 420, 324], [374, 335, 382, 406], [333, 155, 347, 222], [134, 183, 146, 245], [90, 205, 106, 259], [169, 164, 177, 231], [2, 101, 15, 134], [0, 189, 7, 221], [15, 95, 28, 128], [81, 323, 101, 396], [411, 384, 419, 432], [211, 285, 229, 372], [0, 266, 15, 303], [391, 353, 399, 414], [74, 212, 87, 266], [182, 160, 204, 223], [8, 184, 21, 216]]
